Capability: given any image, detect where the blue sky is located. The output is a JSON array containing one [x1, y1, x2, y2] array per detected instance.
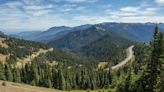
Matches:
[[0, 0, 164, 32]]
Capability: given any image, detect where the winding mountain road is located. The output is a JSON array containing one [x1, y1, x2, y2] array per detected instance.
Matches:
[[111, 45, 134, 70]]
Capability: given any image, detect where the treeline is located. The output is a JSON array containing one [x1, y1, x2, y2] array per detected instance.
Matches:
[[0, 62, 112, 90]]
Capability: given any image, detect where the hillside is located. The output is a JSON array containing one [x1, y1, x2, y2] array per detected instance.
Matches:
[[77, 34, 134, 65], [48, 26, 108, 50], [12, 31, 42, 40], [0, 34, 95, 66], [97, 23, 159, 42], [0, 35, 50, 64], [32, 26, 72, 41], [0, 80, 62, 92], [0, 80, 109, 92], [48, 25, 135, 64]]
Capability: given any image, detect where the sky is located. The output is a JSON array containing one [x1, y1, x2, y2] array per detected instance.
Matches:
[[0, 0, 164, 33]]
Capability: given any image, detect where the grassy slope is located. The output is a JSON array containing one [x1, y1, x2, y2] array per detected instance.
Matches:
[[0, 80, 110, 92]]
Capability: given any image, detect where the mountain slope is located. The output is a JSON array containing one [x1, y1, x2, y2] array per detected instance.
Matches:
[[76, 34, 134, 65], [13, 31, 42, 40], [0, 35, 51, 64], [48, 26, 108, 50], [98, 22, 164, 42], [33, 26, 72, 41], [0, 34, 95, 65], [13, 25, 92, 42], [48, 25, 135, 65], [0, 80, 107, 92]]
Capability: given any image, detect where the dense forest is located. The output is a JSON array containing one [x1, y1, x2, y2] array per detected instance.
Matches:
[[48, 25, 134, 65], [0, 26, 164, 92]]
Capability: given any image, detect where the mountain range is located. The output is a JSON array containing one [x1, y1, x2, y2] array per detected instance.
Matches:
[[14, 24, 92, 41], [13, 22, 164, 43], [4, 22, 164, 63], [1, 22, 164, 91]]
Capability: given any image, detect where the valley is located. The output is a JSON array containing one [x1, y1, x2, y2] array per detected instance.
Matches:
[[0, 0, 164, 91], [0, 24, 163, 92]]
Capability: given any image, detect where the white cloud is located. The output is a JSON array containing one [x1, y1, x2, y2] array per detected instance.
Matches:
[[0, 0, 163, 32], [73, 5, 161, 24], [24, 5, 53, 10], [25, 9, 52, 16], [155, 0, 164, 5], [107, 6, 158, 17], [22, 0, 43, 5], [1, 14, 71, 31], [143, 8, 157, 15], [65, 0, 98, 3], [72, 16, 104, 23], [110, 12, 138, 16], [4, 1, 22, 9], [73, 15, 164, 24], [75, 6, 87, 11], [120, 7, 139, 12]]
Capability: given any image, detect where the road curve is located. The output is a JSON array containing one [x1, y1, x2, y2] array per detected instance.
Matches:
[[111, 45, 134, 70]]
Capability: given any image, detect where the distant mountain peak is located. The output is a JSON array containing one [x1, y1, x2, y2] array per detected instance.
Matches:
[[48, 26, 71, 31]]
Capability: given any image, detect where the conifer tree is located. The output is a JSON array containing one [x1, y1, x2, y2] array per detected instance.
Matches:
[[13, 68, 21, 83], [142, 26, 164, 92], [0, 64, 5, 80], [58, 69, 66, 90], [5, 64, 13, 81]]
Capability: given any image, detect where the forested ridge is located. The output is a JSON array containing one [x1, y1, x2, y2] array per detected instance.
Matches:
[[0, 35, 50, 64], [49, 25, 135, 65], [0, 26, 164, 92]]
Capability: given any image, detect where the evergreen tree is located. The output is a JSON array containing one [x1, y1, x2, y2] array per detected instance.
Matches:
[[48, 79, 52, 88], [142, 26, 164, 92], [0, 64, 5, 80], [13, 68, 21, 83], [5, 64, 13, 81], [58, 69, 66, 90]]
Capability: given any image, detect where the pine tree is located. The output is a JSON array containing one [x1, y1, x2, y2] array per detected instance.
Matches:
[[124, 68, 131, 92], [142, 26, 164, 92], [0, 64, 5, 80], [5, 64, 13, 81], [58, 69, 66, 90], [48, 79, 52, 88], [136, 82, 144, 92], [13, 68, 21, 83]]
